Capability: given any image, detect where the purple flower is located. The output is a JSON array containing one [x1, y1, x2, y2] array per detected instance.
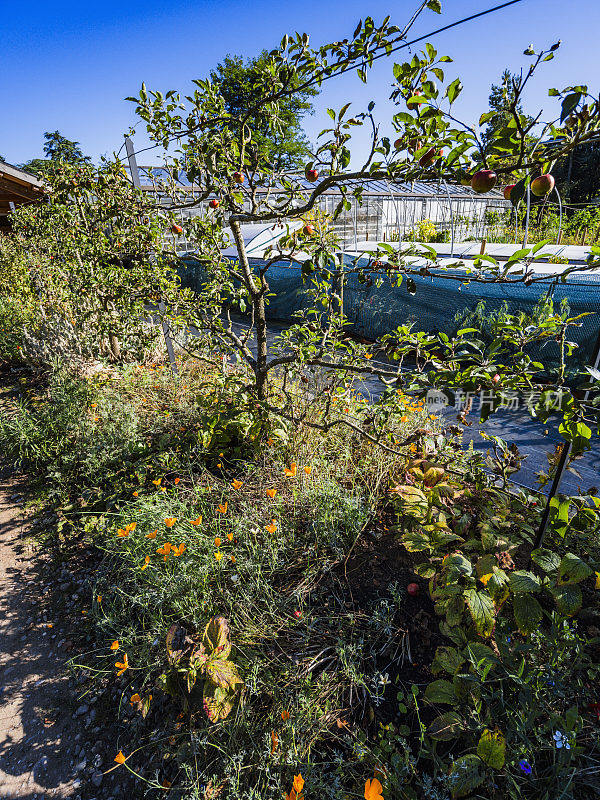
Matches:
[[519, 760, 532, 775]]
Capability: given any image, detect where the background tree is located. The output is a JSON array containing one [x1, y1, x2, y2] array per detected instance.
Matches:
[[482, 69, 532, 151], [209, 51, 318, 171], [553, 139, 600, 203], [21, 130, 91, 176]]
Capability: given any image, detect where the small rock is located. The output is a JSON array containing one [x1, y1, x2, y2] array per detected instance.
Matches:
[[75, 704, 89, 716], [91, 771, 103, 787]]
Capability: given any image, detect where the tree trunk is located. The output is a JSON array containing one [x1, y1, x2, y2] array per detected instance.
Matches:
[[229, 219, 268, 400]]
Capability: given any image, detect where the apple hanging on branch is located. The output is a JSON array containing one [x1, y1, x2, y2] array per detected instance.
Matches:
[[471, 170, 497, 194], [531, 174, 555, 196]]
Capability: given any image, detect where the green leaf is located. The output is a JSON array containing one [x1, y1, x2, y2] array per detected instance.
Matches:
[[446, 78, 463, 104], [449, 755, 485, 798], [464, 589, 495, 637], [428, 712, 463, 741], [550, 583, 583, 616], [509, 570, 541, 593], [560, 92, 581, 123], [513, 592, 543, 635], [531, 548, 560, 575], [424, 679, 458, 705], [426, 0, 441, 12], [558, 553, 593, 585], [477, 728, 506, 769], [431, 646, 465, 676]]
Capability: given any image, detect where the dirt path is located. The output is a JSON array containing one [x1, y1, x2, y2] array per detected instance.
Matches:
[[0, 471, 87, 800]]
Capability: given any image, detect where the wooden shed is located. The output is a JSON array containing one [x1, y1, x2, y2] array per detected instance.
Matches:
[[0, 162, 46, 229]]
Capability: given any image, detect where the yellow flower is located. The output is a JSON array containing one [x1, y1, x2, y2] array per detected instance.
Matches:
[[190, 516, 202, 526], [115, 653, 129, 676], [232, 479, 243, 490], [284, 463, 297, 477], [141, 556, 150, 571], [214, 537, 222, 547], [266, 488, 277, 499], [164, 517, 177, 528], [303, 466, 312, 475], [214, 551, 223, 562], [218, 503, 228, 514], [114, 750, 127, 765], [110, 640, 119, 651]]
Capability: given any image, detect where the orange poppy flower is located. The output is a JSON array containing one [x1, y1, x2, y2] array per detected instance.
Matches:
[[156, 543, 172, 556], [160, 486, 167, 493], [126, 522, 136, 532], [114, 750, 127, 765], [284, 463, 297, 477], [270, 730, 279, 754], [164, 517, 177, 527], [117, 528, 129, 538], [133, 491, 139, 497], [173, 543, 186, 557], [214, 537, 222, 547], [364, 353, 373, 359], [214, 551, 223, 561], [281, 710, 290, 721], [190, 516, 202, 526], [152, 478, 162, 486], [217, 462, 222, 469], [364, 778, 384, 800], [293, 775, 305, 794], [115, 653, 129, 675], [226, 532, 233, 541], [267, 438, 273, 445], [97, 595, 103, 604], [265, 521, 278, 534], [110, 640, 119, 651], [146, 530, 157, 539], [90, 403, 97, 408], [303, 466, 312, 475], [130, 693, 141, 705], [232, 479, 243, 490], [174, 477, 180, 485], [141, 556, 150, 571], [218, 503, 227, 514], [266, 488, 277, 499]]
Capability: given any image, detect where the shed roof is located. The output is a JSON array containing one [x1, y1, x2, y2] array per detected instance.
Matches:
[[0, 162, 46, 222]]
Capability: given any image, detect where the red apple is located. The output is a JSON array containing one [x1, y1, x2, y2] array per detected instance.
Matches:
[[232, 171, 244, 184], [531, 174, 555, 197], [171, 223, 183, 234], [407, 582, 420, 597], [209, 199, 220, 209], [303, 223, 314, 236], [471, 170, 497, 194], [503, 184, 516, 201], [419, 147, 442, 168], [407, 90, 422, 110], [305, 167, 319, 182]]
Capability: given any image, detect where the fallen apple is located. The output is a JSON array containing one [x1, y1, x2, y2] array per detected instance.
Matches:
[[407, 582, 420, 597], [471, 170, 497, 193], [531, 174, 555, 196]]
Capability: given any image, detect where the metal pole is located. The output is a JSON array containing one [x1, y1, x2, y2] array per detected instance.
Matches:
[[125, 136, 178, 376], [533, 327, 600, 549]]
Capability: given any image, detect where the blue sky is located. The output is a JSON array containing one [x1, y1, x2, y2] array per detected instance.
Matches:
[[2, 0, 599, 168]]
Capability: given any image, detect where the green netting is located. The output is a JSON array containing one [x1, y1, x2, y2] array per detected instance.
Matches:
[[179, 255, 600, 370]]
